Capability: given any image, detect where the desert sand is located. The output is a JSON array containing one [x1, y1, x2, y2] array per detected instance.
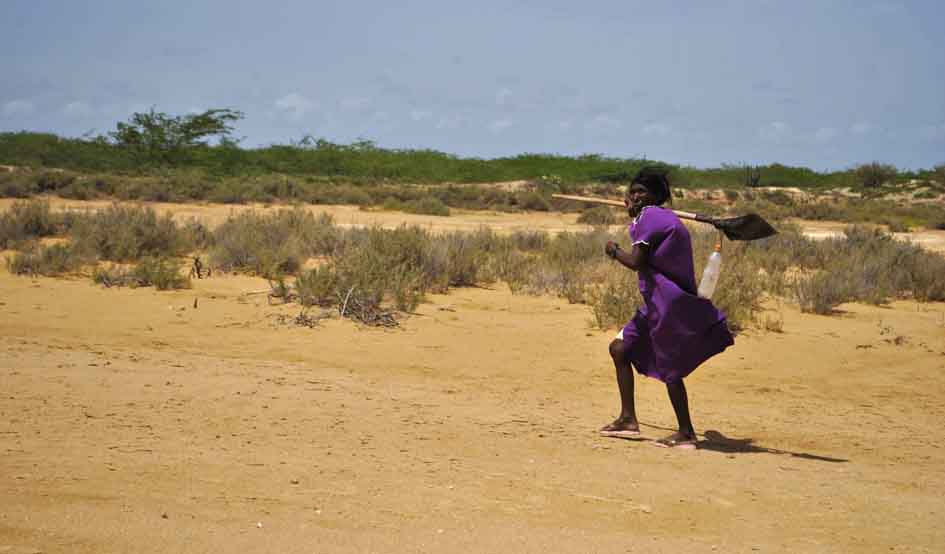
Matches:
[[2, 200, 945, 553]]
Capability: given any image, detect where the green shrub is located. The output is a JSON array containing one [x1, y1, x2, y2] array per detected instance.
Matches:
[[854, 162, 898, 189], [403, 197, 450, 216], [0, 173, 38, 197], [516, 191, 551, 211]]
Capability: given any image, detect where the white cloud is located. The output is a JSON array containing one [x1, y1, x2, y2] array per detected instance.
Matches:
[[410, 109, 433, 122], [642, 122, 671, 137], [495, 87, 512, 106], [489, 119, 513, 133], [851, 121, 873, 135], [557, 120, 572, 131], [814, 127, 839, 143], [274, 92, 316, 119], [759, 121, 790, 141], [2, 99, 34, 117], [63, 101, 93, 118]]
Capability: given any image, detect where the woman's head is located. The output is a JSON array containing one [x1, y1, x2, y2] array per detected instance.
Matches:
[[625, 165, 672, 216]]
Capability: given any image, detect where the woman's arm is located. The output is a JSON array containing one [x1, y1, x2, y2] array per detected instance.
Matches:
[[605, 241, 649, 271]]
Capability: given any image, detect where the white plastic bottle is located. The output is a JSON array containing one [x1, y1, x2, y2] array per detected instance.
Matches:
[[698, 241, 722, 299]]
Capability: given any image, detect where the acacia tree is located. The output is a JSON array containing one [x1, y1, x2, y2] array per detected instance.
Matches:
[[109, 108, 244, 165], [854, 162, 898, 189]]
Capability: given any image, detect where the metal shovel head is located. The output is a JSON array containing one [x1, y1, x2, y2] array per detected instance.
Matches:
[[709, 213, 778, 241]]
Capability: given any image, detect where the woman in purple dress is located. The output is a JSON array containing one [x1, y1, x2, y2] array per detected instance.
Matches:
[[599, 166, 734, 449]]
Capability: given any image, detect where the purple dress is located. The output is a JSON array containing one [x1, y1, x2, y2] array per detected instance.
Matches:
[[621, 206, 734, 383]]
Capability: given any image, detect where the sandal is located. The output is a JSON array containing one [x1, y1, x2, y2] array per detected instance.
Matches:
[[599, 421, 641, 438], [653, 435, 697, 449]]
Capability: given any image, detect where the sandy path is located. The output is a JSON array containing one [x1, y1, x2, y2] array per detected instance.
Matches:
[[2, 259, 945, 552], [3, 197, 944, 252]]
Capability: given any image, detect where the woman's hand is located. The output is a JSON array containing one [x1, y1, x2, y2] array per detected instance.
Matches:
[[605, 241, 620, 259]]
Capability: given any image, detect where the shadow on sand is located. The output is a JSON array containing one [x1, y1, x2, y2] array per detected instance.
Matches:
[[626, 424, 849, 463], [698, 430, 848, 463]]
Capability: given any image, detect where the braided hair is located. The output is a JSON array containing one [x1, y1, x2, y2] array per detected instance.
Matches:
[[631, 165, 672, 206]]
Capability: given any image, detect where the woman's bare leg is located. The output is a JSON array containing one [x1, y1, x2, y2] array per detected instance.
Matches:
[[660, 379, 696, 447], [600, 339, 639, 434]]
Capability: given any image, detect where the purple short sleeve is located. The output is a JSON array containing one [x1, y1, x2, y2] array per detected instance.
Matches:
[[630, 207, 671, 247]]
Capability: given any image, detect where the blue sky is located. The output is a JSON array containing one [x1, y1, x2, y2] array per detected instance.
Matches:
[[1, 0, 943, 170]]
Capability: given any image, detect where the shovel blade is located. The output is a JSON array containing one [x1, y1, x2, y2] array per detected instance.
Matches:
[[710, 213, 778, 241]]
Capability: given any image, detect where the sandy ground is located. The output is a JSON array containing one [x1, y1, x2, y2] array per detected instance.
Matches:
[[2, 200, 945, 553]]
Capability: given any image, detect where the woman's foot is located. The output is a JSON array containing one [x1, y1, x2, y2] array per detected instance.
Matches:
[[654, 431, 697, 449], [599, 417, 641, 438]]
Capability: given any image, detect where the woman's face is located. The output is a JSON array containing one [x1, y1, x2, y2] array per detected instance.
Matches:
[[625, 183, 656, 217]]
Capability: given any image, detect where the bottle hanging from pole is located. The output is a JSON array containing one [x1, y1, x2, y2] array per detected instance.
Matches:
[[698, 236, 723, 299]]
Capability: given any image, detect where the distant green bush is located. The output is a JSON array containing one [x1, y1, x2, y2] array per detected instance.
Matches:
[[403, 197, 450, 216], [854, 162, 898, 189]]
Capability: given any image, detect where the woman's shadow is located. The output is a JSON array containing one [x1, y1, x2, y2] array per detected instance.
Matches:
[[625, 424, 849, 463], [697, 429, 848, 463]]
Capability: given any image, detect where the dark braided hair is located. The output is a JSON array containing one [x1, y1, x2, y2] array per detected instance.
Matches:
[[631, 165, 672, 206]]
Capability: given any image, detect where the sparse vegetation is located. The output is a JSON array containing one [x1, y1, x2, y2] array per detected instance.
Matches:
[[577, 206, 618, 226], [0, 199, 62, 249], [3, 199, 943, 328], [7, 243, 87, 276]]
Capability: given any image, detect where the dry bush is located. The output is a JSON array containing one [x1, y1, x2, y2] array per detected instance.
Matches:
[[130, 257, 191, 290], [509, 230, 547, 251], [0, 199, 62, 249], [577, 206, 618, 226], [794, 270, 850, 314], [92, 258, 190, 290], [69, 204, 188, 262], [209, 208, 338, 277], [6, 243, 86, 276], [586, 265, 643, 329]]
